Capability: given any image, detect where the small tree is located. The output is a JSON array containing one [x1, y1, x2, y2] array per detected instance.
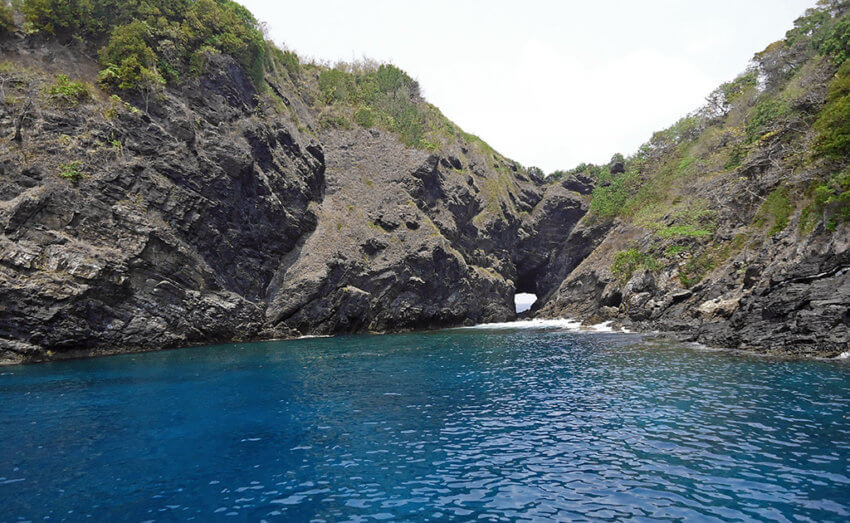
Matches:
[[98, 21, 165, 112], [0, 0, 15, 34], [137, 64, 165, 112]]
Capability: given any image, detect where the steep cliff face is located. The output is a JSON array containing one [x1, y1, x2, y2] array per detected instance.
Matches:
[[3, 3, 849, 364], [535, 3, 850, 357], [0, 36, 589, 364]]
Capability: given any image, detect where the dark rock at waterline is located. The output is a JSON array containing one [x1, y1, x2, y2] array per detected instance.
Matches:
[[2, 33, 848, 364], [0, 38, 588, 364]]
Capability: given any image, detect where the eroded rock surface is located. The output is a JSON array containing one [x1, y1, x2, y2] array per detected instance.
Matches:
[[0, 40, 588, 364]]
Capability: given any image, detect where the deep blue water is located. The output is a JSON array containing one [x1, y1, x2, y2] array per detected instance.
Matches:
[[1, 325, 849, 521]]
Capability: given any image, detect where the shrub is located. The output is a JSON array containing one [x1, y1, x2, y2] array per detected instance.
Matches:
[[59, 161, 84, 182], [526, 166, 544, 179], [724, 143, 746, 170], [677, 235, 748, 288], [754, 185, 793, 235], [24, 0, 269, 89], [589, 175, 629, 219], [45, 74, 89, 106], [314, 62, 430, 147], [745, 97, 789, 142], [705, 72, 757, 116], [611, 248, 658, 283], [786, 7, 831, 48], [374, 64, 415, 94], [804, 169, 850, 230], [391, 102, 424, 146], [22, 0, 90, 36], [98, 21, 160, 90], [281, 50, 299, 77], [813, 60, 850, 158], [0, 1, 14, 33], [318, 68, 354, 104], [319, 113, 351, 129], [817, 14, 850, 64], [182, 0, 266, 85], [354, 106, 373, 128], [678, 253, 715, 288]]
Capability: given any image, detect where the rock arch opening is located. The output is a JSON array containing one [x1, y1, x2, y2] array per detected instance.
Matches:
[[514, 293, 537, 314]]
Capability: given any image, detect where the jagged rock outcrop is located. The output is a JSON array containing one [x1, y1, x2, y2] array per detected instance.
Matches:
[[0, 37, 589, 364], [4, 2, 849, 364], [538, 215, 850, 357], [532, 3, 850, 358]]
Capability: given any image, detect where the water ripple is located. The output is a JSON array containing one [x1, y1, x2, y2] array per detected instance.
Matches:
[[0, 329, 848, 521]]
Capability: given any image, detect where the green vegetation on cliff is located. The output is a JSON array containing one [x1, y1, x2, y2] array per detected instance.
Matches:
[[1, 0, 502, 155], [316, 63, 428, 147], [19, 0, 266, 88], [0, 1, 14, 34], [542, 1, 850, 287]]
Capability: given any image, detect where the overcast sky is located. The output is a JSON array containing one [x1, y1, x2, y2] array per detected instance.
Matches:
[[241, 0, 816, 173]]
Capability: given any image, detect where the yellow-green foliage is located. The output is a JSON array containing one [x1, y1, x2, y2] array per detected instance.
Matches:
[[803, 168, 850, 231], [814, 60, 850, 158], [0, 1, 14, 33], [44, 74, 90, 106], [755, 185, 793, 235], [59, 161, 84, 183], [611, 248, 659, 283]]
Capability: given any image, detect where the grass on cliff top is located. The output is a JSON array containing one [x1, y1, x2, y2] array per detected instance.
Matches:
[[311, 60, 500, 155], [9, 0, 514, 163]]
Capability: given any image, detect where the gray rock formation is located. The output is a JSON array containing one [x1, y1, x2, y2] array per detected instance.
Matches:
[[2, 27, 847, 365], [0, 39, 589, 364]]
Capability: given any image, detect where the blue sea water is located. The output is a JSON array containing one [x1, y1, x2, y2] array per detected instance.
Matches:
[[1, 324, 849, 521]]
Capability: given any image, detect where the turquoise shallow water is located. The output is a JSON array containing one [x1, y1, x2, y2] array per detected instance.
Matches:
[[1, 325, 849, 521]]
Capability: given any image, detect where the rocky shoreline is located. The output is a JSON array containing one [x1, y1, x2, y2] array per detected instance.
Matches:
[[2, 16, 849, 364]]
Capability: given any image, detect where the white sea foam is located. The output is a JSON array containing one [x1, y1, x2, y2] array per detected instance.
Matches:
[[458, 318, 630, 333], [836, 351, 850, 360], [588, 321, 616, 332]]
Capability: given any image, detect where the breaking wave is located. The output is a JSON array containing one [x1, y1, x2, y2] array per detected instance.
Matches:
[[458, 318, 630, 333]]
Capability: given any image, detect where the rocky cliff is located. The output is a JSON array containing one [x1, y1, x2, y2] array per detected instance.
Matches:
[[1, 1, 849, 364], [536, 3, 850, 357], [0, 30, 593, 364]]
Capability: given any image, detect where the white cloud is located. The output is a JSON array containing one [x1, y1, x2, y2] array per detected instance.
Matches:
[[241, 0, 816, 172]]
